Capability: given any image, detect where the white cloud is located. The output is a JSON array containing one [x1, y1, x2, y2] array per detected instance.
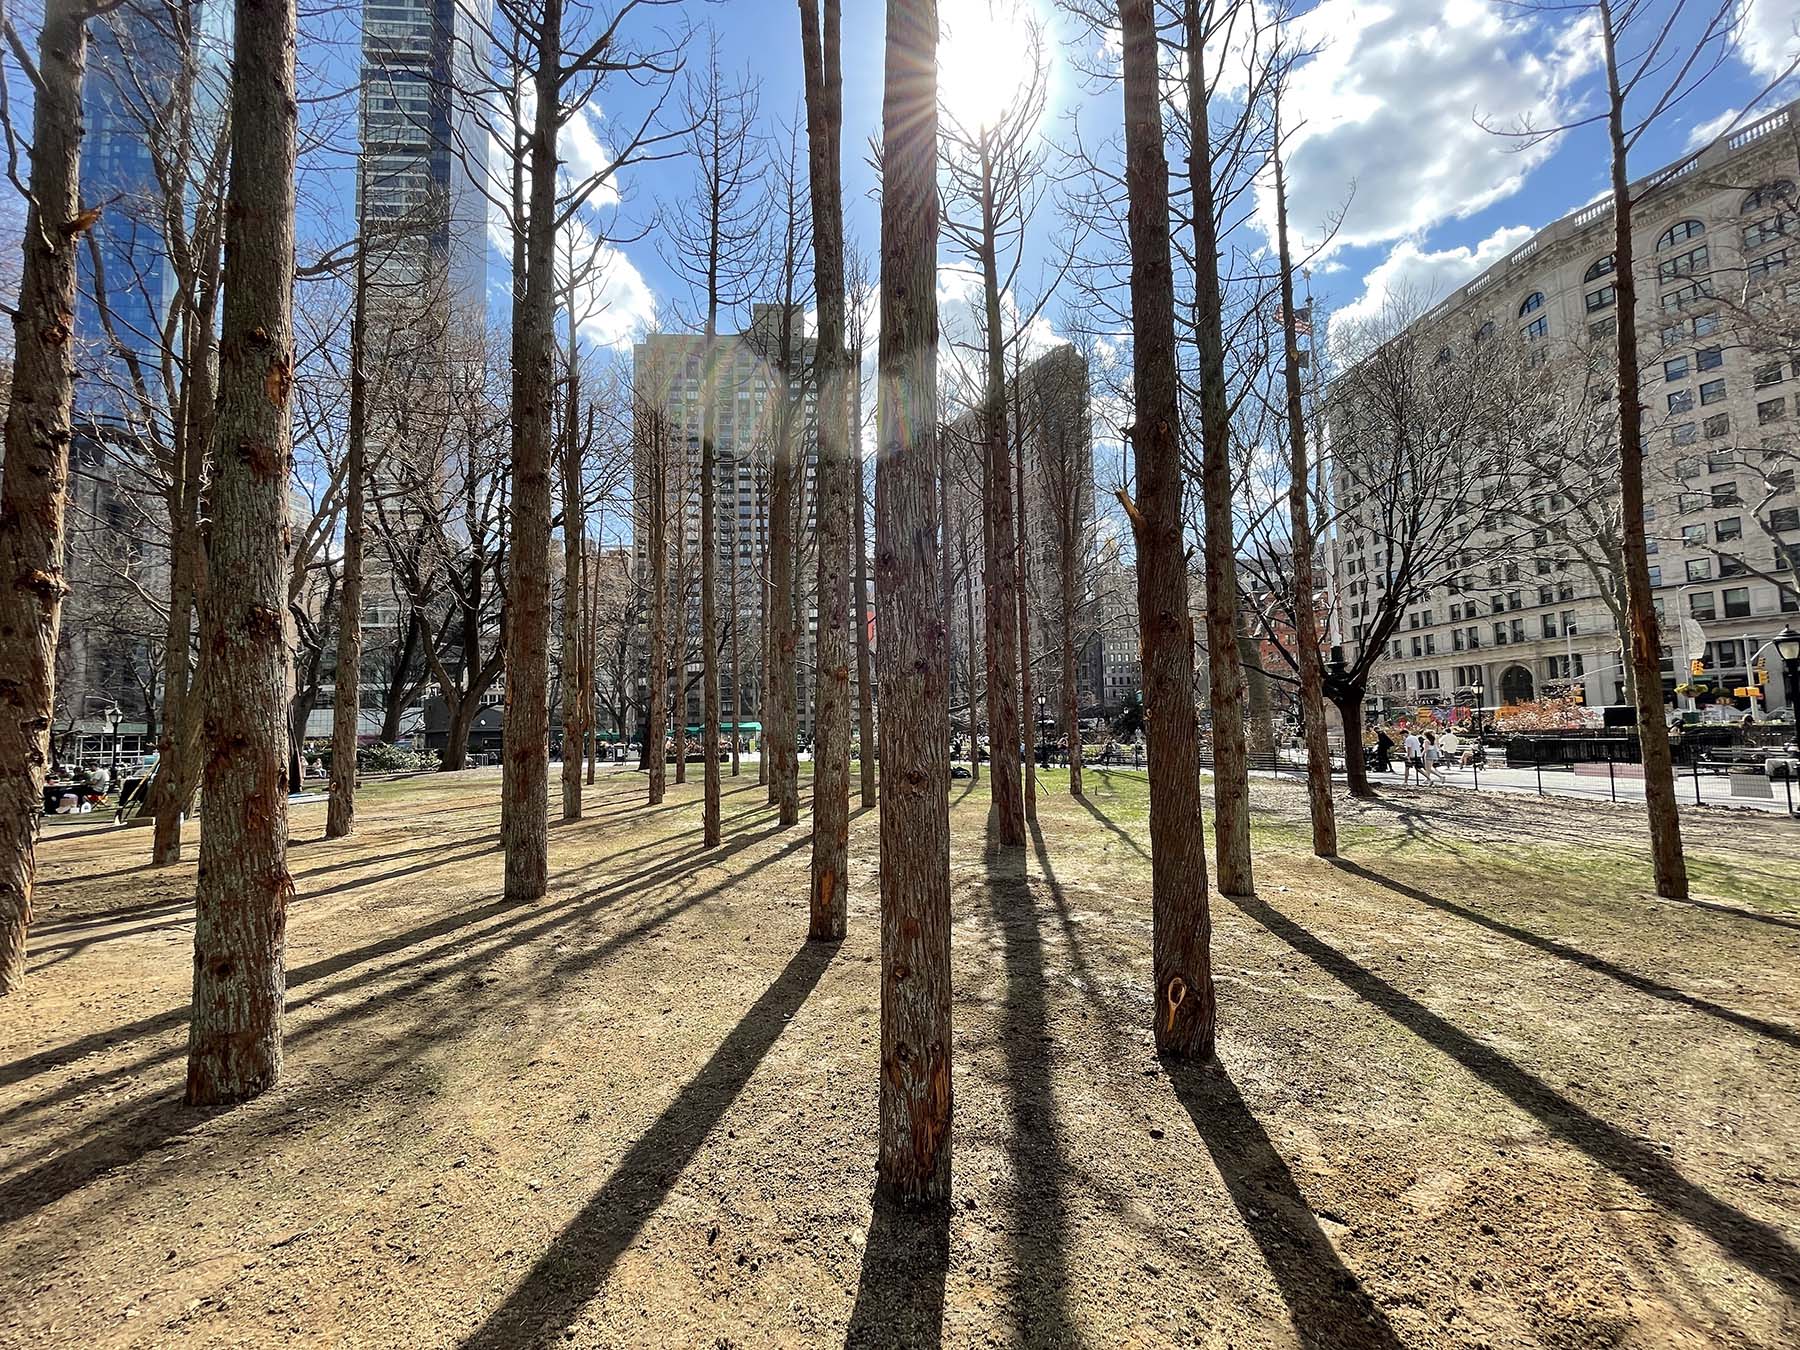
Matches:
[[1686, 106, 1743, 151], [1330, 223, 1536, 336], [1274, 1, 1597, 259], [1736, 0, 1800, 82]]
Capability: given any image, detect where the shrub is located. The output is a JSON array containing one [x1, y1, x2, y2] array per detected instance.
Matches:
[[357, 742, 439, 772]]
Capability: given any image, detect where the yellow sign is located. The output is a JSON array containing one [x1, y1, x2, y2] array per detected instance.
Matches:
[[1690, 658, 1706, 677]]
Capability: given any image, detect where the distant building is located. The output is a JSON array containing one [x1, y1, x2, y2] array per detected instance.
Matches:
[[1329, 100, 1800, 718], [944, 344, 1099, 724], [631, 305, 820, 738]]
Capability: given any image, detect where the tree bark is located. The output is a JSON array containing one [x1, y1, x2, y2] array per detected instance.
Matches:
[[1272, 127, 1337, 858], [0, 0, 91, 992], [977, 146, 1024, 848], [1183, 0, 1251, 899], [1599, 1, 1687, 900], [801, 0, 851, 940], [875, 0, 952, 1203], [853, 420, 877, 807], [1239, 610, 1275, 762], [1015, 370, 1035, 821], [767, 300, 800, 826], [646, 412, 669, 806], [500, 3, 561, 900], [560, 310, 585, 822], [700, 308, 721, 846], [1062, 464, 1084, 800], [1331, 682, 1373, 799], [327, 254, 369, 839], [1121, 0, 1214, 1060], [185, 0, 298, 1102]]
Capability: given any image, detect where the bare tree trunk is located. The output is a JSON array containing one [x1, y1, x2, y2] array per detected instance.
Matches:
[[326, 254, 369, 839], [768, 316, 800, 826], [700, 335, 721, 845], [1015, 375, 1035, 821], [1272, 126, 1336, 858], [853, 434, 876, 806], [151, 271, 217, 864], [1332, 684, 1372, 799], [673, 507, 689, 787], [875, 0, 951, 1202], [977, 153, 1024, 848], [0, 0, 94, 993], [646, 418, 669, 806], [500, 3, 561, 900], [1183, 0, 1251, 899], [962, 514, 980, 782], [1062, 479, 1083, 800], [801, 0, 851, 939], [185, 0, 297, 1100], [1599, 3, 1686, 900], [1121, 0, 1213, 1060], [758, 469, 770, 789], [1239, 609, 1275, 762], [730, 508, 742, 778], [559, 322, 585, 821]]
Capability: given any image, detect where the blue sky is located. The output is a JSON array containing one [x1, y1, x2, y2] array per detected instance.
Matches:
[[550, 0, 1800, 356]]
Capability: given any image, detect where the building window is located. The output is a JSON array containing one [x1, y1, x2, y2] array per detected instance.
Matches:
[[1686, 557, 1713, 582], [1656, 218, 1706, 250], [1664, 355, 1690, 381], [1668, 389, 1694, 413], [1770, 506, 1800, 532], [1658, 242, 1710, 282], [1585, 285, 1616, 313], [1742, 181, 1795, 215], [1700, 378, 1727, 405], [1519, 291, 1545, 316], [1707, 448, 1736, 472], [1744, 214, 1793, 249], [1683, 523, 1706, 547], [1493, 622, 1507, 645], [1523, 315, 1549, 340], [1757, 362, 1786, 387], [1703, 411, 1730, 437], [1584, 253, 1616, 281], [1713, 481, 1740, 506], [1589, 317, 1616, 341], [1689, 591, 1716, 619], [1649, 564, 1663, 585], [1760, 396, 1787, 424], [1542, 614, 1558, 639], [1661, 281, 1712, 311], [1749, 249, 1790, 278], [1697, 345, 1723, 370], [1722, 586, 1752, 619]]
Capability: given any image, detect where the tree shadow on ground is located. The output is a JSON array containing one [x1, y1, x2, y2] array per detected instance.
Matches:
[[845, 1190, 951, 1347], [1167, 1060, 1404, 1349], [457, 940, 837, 1348], [1072, 790, 1148, 863], [1223, 890, 1800, 1302], [1329, 858, 1800, 1051], [0, 822, 814, 1201], [983, 843, 1078, 1343]]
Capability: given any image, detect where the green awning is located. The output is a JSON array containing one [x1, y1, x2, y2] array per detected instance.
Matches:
[[682, 721, 763, 734]]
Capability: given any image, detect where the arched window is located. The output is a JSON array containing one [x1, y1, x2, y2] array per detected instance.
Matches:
[[1518, 291, 1544, 317], [1741, 180, 1795, 215], [1584, 254, 1615, 282], [1475, 320, 1496, 343], [1656, 219, 1705, 251]]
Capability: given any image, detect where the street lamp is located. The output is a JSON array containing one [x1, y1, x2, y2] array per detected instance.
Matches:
[[1470, 679, 1484, 741], [1035, 693, 1048, 767], [105, 703, 123, 783], [1777, 624, 1800, 716]]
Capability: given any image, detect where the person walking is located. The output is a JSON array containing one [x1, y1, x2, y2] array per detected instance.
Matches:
[[1424, 732, 1445, 786], [1402, 727, 1423, 786]]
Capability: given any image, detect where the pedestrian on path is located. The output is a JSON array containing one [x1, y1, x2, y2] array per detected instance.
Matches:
[[1402, 727, 1423, 785]]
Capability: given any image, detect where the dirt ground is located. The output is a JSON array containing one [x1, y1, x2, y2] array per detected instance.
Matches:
[[3, 764, 1799, 1348]]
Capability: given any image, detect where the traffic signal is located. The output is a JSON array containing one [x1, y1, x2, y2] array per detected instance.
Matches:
[[1689, 658, 1705, 677], [1754, 660, 1770, 686]]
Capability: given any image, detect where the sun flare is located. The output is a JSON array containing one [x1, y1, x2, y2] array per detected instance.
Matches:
[[938, 2, 1041, 131]]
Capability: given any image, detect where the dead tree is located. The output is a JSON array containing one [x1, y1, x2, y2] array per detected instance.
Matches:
[[1118, 0, 1214, 1059], [185, 0, 299, 1104], [326, 250, 370, 838], [875, 0, 953, 1202], [800, 0, 852, 939], [0, 0, 103, 991]]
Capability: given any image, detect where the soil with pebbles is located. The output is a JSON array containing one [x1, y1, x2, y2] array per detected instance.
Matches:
[[2, 765, 1798, 1347]]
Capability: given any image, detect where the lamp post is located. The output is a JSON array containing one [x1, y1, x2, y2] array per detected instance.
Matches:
[[1470, 679, 1484, 741], [1035, 693, 1047, 767], [106, 703, 123, 784], [1777, 624, 1800, 718]]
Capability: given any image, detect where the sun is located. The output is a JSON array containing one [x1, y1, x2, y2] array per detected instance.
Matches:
[[939, 2, 1042, 132]]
